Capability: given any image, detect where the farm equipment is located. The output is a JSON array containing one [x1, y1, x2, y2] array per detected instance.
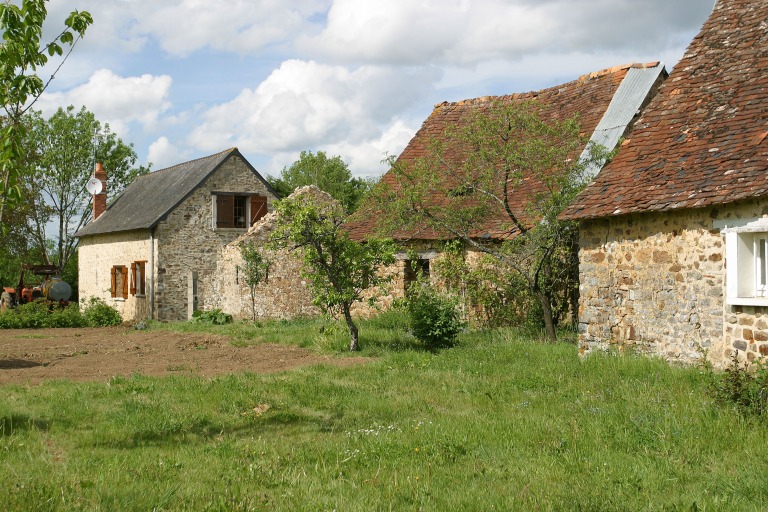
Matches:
[[0, 264, 72, 312]]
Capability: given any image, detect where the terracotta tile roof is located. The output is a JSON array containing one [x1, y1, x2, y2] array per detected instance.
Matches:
[[348, 62, 661, 241], [562, 0, 768, 221]]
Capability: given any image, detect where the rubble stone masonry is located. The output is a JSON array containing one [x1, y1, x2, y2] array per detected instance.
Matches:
[[153, 155, 274, 321], [578, 199, 768, 368]]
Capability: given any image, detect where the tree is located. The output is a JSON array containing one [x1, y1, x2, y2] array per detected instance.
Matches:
[[239, 240, 271, 322], [0, 0, 92, 227], [267, 150, 373, 212], [375, 99, 610, 341], [269, 191, 395, 351], [25, 105, 149, 275]]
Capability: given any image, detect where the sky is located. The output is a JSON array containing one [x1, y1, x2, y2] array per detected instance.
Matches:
[[33, 0, 716, 180]]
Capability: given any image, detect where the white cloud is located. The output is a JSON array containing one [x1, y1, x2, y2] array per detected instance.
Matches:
[[188, 59, 437, 157], [320, 119, 418, 178], [147, 136, 194, 170], [37, 0, 713, 176], [37, 69, 172, 137], [304, 0, 713, 66], [49, 0, 330, 58]]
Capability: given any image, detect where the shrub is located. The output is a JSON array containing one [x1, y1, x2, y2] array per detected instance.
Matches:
[[82, 297, 123, 327], [405, 280, 465, 350], [191, 309, 233, 325], [46, 304, 89, 328], [11, 301, 49, 328], [710, 352, 768, 417], [433, 241, 542, 328]]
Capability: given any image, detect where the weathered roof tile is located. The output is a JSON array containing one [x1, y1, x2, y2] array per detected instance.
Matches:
[[562, 0, 768, 220]]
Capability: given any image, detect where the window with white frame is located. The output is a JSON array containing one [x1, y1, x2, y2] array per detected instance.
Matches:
[[717, 217, 768, 306]]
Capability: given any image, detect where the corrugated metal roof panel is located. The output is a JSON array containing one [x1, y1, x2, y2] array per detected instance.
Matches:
[[579, 63, 666, 178]]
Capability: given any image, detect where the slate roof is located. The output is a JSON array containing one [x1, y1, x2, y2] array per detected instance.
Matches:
[[347, 62, 664, 241], [562, 0, 768, 221], [75, 148, 272, 237]]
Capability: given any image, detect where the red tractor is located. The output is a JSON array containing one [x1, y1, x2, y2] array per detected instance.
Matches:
[[0, 264, 72, 312]]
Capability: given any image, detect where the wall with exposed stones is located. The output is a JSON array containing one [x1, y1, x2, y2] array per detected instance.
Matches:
[[203, 208, 321, 320], [153, 154, 275, 321], [205, 187, 452, 320], [577, 199, 768, 368], [77, 229, 152, 322]]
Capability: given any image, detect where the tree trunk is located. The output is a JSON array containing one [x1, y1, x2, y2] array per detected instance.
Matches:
[[250, 288, 256, 322], [536, 289, 558, 342], [342, 303, 360, 351]]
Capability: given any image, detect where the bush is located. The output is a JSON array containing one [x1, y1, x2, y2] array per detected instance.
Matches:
[[405, 280, 465, 350], [82, 297, 123, 327], [191, 309, 233, 325], [0, 297, 121, 328], [710, 352, 768, 417], [46, 304, 89, 328], [433, 241, 542, 328]]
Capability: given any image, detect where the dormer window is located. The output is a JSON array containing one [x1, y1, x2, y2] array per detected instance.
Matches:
[[213, 194, 268, 230]]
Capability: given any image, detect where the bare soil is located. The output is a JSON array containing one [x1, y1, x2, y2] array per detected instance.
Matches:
[[0, 327, 369, 386]]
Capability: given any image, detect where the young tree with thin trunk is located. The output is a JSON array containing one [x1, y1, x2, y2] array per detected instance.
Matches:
[[374, 100, 609, 341], [0, 0, 92, 228], [269, 191, 395, 351], [239, 240, 271, 322]]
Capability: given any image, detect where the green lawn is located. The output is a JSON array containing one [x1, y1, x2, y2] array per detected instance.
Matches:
[[1, 319, 766, 511]]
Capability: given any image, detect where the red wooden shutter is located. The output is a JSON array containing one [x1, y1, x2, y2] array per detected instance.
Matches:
[[121, 266, 129, 299], [110, 267, 117, 298], [250, 195, 267, 225], [217, 195, 234, 228]]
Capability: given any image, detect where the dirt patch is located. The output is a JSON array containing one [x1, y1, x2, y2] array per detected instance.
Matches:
[[0, 327, 369, 386]]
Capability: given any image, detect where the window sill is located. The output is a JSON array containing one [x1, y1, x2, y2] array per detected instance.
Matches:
[[214, 228, 248, 233], [726, 297, 768, 307]]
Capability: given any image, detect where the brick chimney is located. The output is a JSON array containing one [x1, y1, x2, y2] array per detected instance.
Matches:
[[93, 162, 107, 220]]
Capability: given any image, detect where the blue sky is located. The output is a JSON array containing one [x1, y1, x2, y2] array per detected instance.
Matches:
[[35, 0, 715, 180]]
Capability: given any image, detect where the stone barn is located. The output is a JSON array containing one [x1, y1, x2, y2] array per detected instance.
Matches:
[[561, 0, 768, 367], [346, 62, 666, 319]]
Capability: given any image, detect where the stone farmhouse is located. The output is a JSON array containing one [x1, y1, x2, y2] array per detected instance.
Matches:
[[561, 0, 768, 367], [346, 62, 667, 312], [75, 148, 277, 322]]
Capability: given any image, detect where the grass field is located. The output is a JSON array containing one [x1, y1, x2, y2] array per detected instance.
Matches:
[[1, 316, 767, 511]]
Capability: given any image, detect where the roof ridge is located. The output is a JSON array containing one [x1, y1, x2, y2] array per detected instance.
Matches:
[[579, 61, 661, 81], [146, 147, 237, 176], [432, 62, 662, 110]]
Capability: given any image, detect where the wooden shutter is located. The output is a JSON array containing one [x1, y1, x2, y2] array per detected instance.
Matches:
[[217, 195, 234, 228], [250, 195, 268, 225], [121, 266, 129, 299], [138, 261, 146, 295], [110, 267, 117, 298], [130, 262, 137, 295]]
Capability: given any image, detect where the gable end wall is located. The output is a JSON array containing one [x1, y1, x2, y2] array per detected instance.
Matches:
[[153, 155, 274, 321]]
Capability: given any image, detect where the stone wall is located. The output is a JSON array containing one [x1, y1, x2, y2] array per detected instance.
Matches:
[[205, 187, 451, 320], [578, 199, 768, 368], [154, 154, 275, 321], [77, 229, 152, 322], [203, 209, 321, 320]]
